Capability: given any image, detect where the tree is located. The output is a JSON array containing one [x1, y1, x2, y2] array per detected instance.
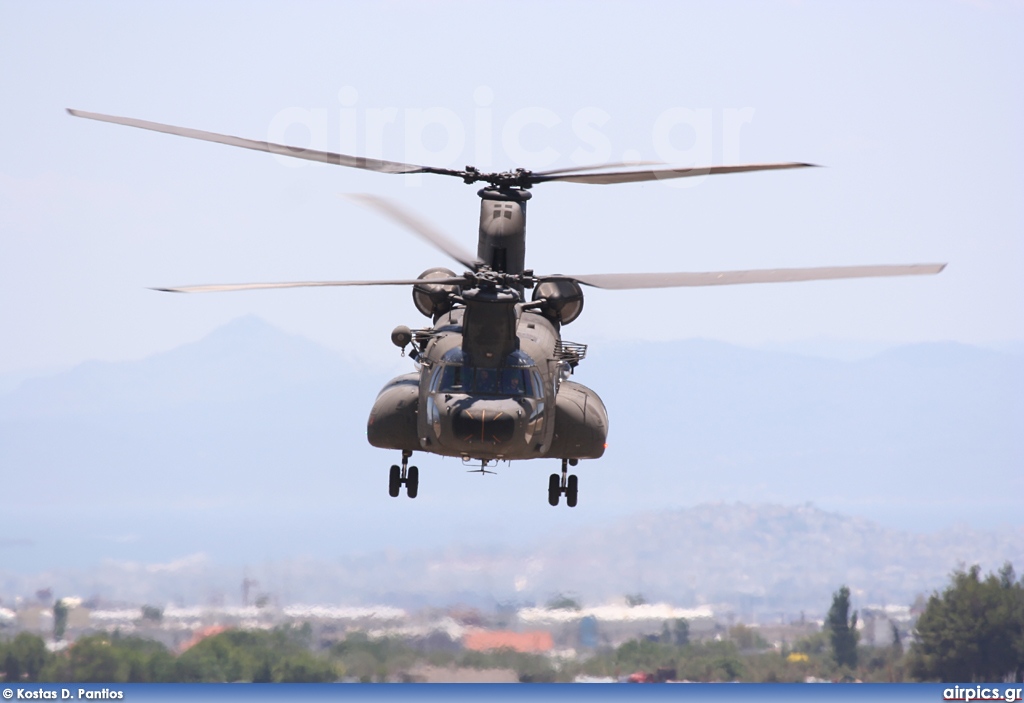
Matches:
[[909, 563, 1024, 682], [729, 624, 768, 651], [276, 653, 336, 683], [3, 633, 49, 682], [891, 622, 903, 656], [174, 627, 338, 682], [601, 635, 680, 678], [31, 626, 339, 683], [659, 618, 689, 646], [53, 599, 69, 641], [330, 632, 414, 682], [60, 635, 130, 682], [41, 634, 175, 683], [826, 585, 858, 669], [140, 605, 163, 624], [545, 593, 582, 611]]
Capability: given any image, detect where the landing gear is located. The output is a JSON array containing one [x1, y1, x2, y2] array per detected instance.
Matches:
[[389, 465, 401, 497], [547, 458, 579, 507], [547, 473, 560, 506], [388, 451, 419, 499], [566, 474, 578, 508], [407, 465, 419, 499]]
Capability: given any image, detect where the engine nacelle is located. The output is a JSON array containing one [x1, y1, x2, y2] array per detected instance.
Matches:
[[545, 380, 608, 459], [412, 267, 460, 318], [367, 373, 420, 452], [531, 279, 584, 324]]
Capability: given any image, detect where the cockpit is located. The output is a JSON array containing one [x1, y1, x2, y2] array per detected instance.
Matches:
[[430, 348, 543, 398]]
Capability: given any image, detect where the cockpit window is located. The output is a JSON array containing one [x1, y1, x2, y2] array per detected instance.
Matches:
[[500, 367, 531, 395], [431, 349, 539, 397], [436, 364, 468, 392], [475, 368, 499, 394]]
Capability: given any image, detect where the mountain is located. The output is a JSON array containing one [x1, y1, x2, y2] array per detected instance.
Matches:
[[529, 502, 1024, 615], [0, 317, 1020, 580], [0, 315, 355, 420], [3, 503, 1022, 618], [578, 338, 1022, 527]]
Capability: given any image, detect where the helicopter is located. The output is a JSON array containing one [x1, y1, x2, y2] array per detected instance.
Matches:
[[68, 108, 946, 507]]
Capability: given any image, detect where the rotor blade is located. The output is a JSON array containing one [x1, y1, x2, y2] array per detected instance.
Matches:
[[546, 264, 946, 290], [531, 162, 817, 185], [67, 108, 465, 177], [344, 193, 482, 270], [532, 160, 663, 177], [153, 277, 468, 294]]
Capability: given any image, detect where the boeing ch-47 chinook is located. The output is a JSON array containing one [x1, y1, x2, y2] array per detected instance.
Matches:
[[68, 108, 945, 507]]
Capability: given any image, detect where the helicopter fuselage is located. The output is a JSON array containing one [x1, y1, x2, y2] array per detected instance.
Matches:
[[366, 305, 608, 464], [367, 185, 607, 468]]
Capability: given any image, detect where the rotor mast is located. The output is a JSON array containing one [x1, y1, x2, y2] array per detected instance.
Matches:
[[477, 187, 531, 275]]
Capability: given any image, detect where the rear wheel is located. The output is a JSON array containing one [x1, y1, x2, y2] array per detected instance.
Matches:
[[547, 473, 560, 506], [388, 465, 401, 497], [566, 474, 579, 508], [407, 466, 419, 499]]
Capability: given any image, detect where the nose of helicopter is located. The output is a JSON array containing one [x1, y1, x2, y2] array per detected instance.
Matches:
[[451, 400, 519, 445]]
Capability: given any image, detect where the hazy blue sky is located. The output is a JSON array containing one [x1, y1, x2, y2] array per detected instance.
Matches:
[[2, 1, 1021, 375]]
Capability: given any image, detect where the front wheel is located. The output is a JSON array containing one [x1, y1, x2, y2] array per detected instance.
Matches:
[[566, 474, 579, 508], [388, 465, 401, 497], [407, 465, 419, 499], [547, 473, 560, 506]]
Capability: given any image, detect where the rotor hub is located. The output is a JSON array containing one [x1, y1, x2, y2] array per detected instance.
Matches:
[[460, 167, 539, 190]]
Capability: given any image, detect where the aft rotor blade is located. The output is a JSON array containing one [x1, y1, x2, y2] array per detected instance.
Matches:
[[532, 162, 816, 185], [153, 277, 468, 294], [67, 109, 464, 177], [549, 264, 946, 290], [344, 193, 482, 270]]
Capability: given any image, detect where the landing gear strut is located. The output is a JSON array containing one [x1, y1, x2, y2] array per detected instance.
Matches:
[[548, 458, 579, 507], [389, 450, 419, 499]]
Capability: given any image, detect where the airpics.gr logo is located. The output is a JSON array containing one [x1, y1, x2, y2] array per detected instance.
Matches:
[[944, 685, 1024, 702], [265, 86, 760, 189]]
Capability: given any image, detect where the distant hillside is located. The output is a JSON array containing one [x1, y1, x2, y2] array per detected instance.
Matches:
[[267, 502, 1024, 615], [580, 338, 1022, 527], [0, 316, 1020, 582], [2, 503, 1022, 618], [529, 503, 1024, 615], [0, 315, 356, 420]]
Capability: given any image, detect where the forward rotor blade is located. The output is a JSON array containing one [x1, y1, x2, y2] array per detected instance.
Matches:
[[344, 193, 482, 270], [532, 160, 662, 177], [153, 277, 468, 294], [67, 109, 464, 177], [67, 110, 816, 188], [532, 162, 816, 185], [547, 263, 946, 290]]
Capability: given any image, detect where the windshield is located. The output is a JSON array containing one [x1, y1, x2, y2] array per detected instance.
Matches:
[[431, 349, 540, 397], [434, 365, 537, 396]]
